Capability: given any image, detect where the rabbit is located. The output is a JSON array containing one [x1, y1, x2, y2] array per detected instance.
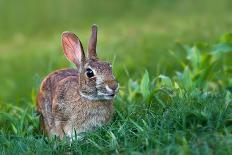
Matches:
[[36, 25, 119, 139]]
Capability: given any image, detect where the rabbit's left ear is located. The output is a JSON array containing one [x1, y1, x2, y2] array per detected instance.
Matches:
[[88, 25, 98, 59], [62, 32, 85, 69]]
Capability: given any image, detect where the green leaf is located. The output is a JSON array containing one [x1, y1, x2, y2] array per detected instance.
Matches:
[[158, 74, 173, 88], [128, 79, 139, 101], [186, 46, 200, 71], [225, 91, 232, 109], [108, 131, 118, 148], [213, 43, 232, 54], [140, 70, 150, 99], [182, 66, 193, 89], [180, 138, 191, 155], [220, 33, 232, 44]]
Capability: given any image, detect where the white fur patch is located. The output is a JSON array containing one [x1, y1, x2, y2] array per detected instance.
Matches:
[[97, 91, 114, 100], [79, 92, 98, 100], [105, 85, 113, 93], [65, 128, 84, 142], [98, 91, 109, 96], [80, 91, 113, 100], [96, 76, 104, 86]]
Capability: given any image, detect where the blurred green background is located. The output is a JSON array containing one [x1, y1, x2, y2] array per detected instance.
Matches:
[[0, 0, 232, 102]]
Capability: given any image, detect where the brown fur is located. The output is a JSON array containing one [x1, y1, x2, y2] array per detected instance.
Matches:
[[37, 68, 113, 138]]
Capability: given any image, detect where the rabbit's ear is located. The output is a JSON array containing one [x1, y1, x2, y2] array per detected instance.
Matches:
[[62, 32, 85, 69], [88, 25, 98, 59]]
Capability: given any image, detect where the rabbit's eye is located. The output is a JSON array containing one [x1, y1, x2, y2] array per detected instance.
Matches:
[[86, 68, 94, 78]]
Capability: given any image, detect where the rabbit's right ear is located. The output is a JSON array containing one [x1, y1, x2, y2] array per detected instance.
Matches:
[[62, 32, 85, 69]]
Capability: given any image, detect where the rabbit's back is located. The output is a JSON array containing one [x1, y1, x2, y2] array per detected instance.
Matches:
[[36, 68, 79, 135]]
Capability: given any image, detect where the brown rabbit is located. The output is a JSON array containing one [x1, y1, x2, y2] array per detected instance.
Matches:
[[36, 25, 119, 139]]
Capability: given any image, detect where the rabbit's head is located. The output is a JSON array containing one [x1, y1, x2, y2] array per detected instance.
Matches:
[[61, 25, 119, 100]]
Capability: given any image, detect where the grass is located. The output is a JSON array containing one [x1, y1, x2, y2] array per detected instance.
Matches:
[[0, 75, 232, 154], [0, 0, 232, 154]]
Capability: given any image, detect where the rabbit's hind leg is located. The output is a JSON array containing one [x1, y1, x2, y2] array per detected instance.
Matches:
[[36, 87, 54, 136]]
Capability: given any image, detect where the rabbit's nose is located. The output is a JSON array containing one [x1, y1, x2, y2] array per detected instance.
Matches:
[[106, 80, 119, 92]]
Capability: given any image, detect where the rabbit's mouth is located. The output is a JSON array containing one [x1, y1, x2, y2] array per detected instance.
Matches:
[[95, 84, 119, 100], [108, 94, 115, 97], [97, 91, 116, 99], [104, 93, 116, 99]]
